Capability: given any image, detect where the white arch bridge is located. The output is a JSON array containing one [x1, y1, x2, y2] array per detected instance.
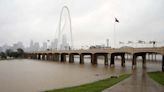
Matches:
[[26, 47, 164, 71]]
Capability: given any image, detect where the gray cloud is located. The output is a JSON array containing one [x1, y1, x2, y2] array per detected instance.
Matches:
[[0, 0, 164, 48]]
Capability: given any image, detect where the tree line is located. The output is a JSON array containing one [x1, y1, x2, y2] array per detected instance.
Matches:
[[0, 48, 24, 59]]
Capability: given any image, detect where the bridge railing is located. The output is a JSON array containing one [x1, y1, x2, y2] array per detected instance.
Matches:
[[30, 47, 164, 55]]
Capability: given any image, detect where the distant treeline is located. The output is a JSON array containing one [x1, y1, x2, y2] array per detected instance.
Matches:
[[0, 48, 24, 59]]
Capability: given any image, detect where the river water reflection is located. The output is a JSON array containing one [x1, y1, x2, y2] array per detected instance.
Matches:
[[0, 59, 162, 92]]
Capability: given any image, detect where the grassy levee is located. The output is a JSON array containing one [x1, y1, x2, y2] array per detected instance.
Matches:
[[148, 71, 164, 86], [45, 74, 130, 92]]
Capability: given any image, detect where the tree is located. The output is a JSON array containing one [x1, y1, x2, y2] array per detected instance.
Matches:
[[0, 52, 7, 59], [5, 49, 13, 57], [12, 52, 19, 58], [17, 48, 24, 58]]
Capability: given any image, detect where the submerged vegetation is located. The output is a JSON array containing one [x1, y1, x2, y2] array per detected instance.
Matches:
[[0, 48, 24, 60], [45, 74, 130, 92]]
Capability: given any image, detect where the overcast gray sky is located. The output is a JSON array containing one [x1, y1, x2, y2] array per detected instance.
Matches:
[[0, 0, 164, 48]]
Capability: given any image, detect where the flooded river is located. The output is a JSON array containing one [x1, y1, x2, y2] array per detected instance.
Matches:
[[0, 59, 162, 92]]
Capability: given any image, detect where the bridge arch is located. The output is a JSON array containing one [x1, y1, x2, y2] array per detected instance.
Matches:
[[57, 5, 73, 50]]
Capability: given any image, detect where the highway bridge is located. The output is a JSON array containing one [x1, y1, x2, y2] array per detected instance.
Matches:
[[26, 47, 164, 71]]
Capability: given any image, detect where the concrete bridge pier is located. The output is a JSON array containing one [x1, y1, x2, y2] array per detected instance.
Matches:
[[47, 54, 50, 61], [121, 54, 125, 67], [92, 53, 108, 65], [104, 54, 108, 65], [80, 54, 84, 64], [132, 53, 146, 69], [69, 54, 74, 63], [91, 54, 94, 64], [80, 53, 92, 64], [61, 54, 67, 62], [48, 54, 53, 61], [110, 54, 115, 67], [54, 54, 60, 61], [110, 53, 125, 67], [42, 54, 45, 60], [132, 55, 137, 69], [162, 55, 164, 72], [52, 54, 59, 61], [142, 54, 146, 68], [38, 54, 41, 60], [91, 54, 97, 65]]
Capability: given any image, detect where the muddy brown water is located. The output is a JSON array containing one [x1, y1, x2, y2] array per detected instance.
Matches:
[[0, 59, 162, 92]]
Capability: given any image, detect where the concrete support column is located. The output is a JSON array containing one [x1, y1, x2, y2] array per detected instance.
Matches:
[[80, 54, 84, 64], [104, 54, 108, 65], [91, 54, 97, 64], [110, 54, 115, 66], [52, 54, 59, 61], [91, 54, 94, 64], [132, 54, 137, 69], [49, 54, 53, 61], [38, 54, 41, 60], [42, 54, 45, 60], [93, 54, 97, 64], [47, 55, 50, 60], [56, 54, 60, 61], [60, 54, 64, 62], [162, 55, 164, 72], [142, 54, 146, 67], [61, 54, 66, 62], [121, 54, 125, 67], [69, 54, 74, 63]]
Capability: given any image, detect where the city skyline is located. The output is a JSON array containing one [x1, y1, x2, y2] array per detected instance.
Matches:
[[0, 0, 164, 48]]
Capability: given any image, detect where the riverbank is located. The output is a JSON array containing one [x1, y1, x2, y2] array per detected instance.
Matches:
[[45, 74, 130, 92], [148, 71, 164, 86]]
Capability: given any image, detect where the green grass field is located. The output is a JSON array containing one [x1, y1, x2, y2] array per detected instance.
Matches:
[[148, 71, 164, 86], [45, 74, 130, 92]]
